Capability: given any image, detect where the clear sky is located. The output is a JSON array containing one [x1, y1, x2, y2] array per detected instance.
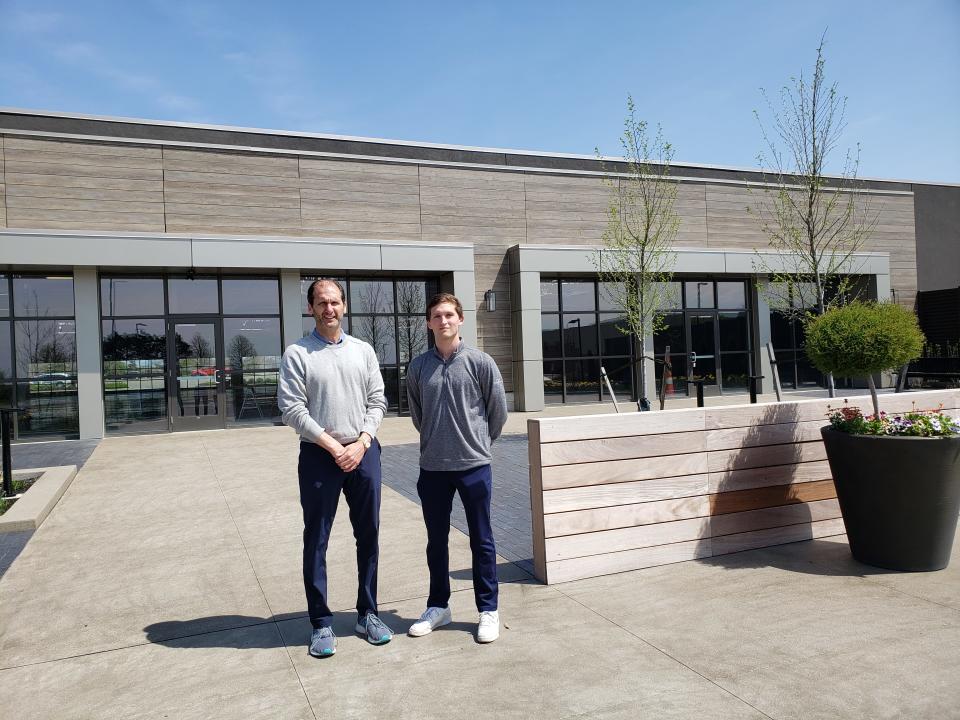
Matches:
[[1, 0, 958, 183]]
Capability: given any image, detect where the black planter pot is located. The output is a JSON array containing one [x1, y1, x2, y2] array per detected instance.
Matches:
[[821, 427, 960, 571]]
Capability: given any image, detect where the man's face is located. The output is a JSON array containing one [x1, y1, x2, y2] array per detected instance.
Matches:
[[427, 301, 463, 341], [309, 282, 346, 331]]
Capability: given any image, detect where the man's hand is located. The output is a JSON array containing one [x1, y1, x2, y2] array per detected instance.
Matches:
[[335, 441, 366, 472], [316, 432, 346, 461]]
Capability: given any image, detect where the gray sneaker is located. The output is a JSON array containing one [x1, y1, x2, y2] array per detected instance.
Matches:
[[355, 612, 393, 645], [309, 627, 336, 657]]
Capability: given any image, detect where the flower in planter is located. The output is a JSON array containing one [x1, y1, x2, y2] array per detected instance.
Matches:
[[826, 403, 960, 437]]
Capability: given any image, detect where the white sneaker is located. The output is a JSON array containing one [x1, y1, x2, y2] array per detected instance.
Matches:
[[408, 606, 452, 637], [477, 610, 499, 643]]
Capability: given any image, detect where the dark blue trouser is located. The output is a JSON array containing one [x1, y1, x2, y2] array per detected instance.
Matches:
[[417, 464, 499, 612], [298, 441, 381, 629]]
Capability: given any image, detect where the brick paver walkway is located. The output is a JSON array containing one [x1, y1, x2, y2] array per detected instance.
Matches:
[[380, 435, 533, 575]]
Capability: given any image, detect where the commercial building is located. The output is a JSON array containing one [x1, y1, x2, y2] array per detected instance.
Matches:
[[0, 109, 956, 441]]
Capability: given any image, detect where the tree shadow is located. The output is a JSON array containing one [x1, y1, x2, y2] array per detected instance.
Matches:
[[696, 400, 857, 575]]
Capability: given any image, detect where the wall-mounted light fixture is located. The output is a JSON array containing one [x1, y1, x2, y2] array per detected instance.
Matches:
[[890, 288, 898, 304], [484, 289, 496, 312]]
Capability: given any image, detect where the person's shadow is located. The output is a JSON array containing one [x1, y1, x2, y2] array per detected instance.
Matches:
[[144, 607, 476, 649]]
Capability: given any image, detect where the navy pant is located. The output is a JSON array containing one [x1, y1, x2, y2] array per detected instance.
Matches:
[[417, 464, 499, 612], [298, 441, 381, 629]]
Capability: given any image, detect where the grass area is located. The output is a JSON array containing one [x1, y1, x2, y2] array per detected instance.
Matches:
[[0, 473, 41, 516]]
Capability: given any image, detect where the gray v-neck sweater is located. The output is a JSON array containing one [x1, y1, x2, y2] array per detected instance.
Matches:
[[278, 332, 387, 444]]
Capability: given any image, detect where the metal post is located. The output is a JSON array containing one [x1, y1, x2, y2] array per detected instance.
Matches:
[[765, 342, 783, 401], [692, 380, 705, 408], [599, 366, 620, 414], [748, 375, 764, 404], [896, 363, 910, 393], [0, 408, 21, 497]]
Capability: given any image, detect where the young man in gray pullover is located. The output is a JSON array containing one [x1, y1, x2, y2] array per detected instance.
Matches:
[[278, 278, 391, 658], [405, 292, 508, 643]]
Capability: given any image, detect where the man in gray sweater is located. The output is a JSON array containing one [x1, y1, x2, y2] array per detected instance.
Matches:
[[278, 278, 391, 658], [405, 292, 508, 643]]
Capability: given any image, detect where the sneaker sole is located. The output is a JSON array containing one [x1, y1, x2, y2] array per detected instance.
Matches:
[[308, 647, 336, 658], [407, 616, 452, 637]]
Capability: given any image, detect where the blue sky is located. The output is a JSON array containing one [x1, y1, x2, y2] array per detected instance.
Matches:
[[1, 1, 958, 182]]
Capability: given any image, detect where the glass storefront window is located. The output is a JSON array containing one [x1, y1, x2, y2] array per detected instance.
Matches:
[[543, 360, 563, 399], [598, 282, 624, 312], [167, 278, 219, 314], [102, 319, 167, 434], [0, 275, 9, 316], [397, 317, 428, 363], [224, 318, 282, 370], [717, 282, 746, 309], [653, 281, 683, 310], [100, 278, 164, 317], [396, 280, 430, 315], [14, 318, 78, 436], [565, 359, 601, 397], [561, 281, 596, 312], [14, 276, 74, 317], [562, 313, 598, 357], [222, 279, 280, 315], [351, 280, 394, 314], [685, 281, 714, 309], [540, 281, 559, 312], [352, 315, 397, 364], [718, 312, 749, 351], [599, 314, 629, 356], [541, 314, 561, 359]]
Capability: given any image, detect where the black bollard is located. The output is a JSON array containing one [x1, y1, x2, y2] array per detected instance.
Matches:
[[748, 375, 764, 404], [0, 408, 22, 497]]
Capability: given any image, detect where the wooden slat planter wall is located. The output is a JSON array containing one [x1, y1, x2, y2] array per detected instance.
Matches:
[[528, 389, 960, 584]]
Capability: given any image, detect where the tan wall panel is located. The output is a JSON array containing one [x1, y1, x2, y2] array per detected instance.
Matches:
[[3, 136, 161, 159], [4, 158, 162, 182], [543, 495, 712, 538], [7, 182, 163, 204], [540, 431, 707, 466], [546, 539, 709, 584], [5, 171, 161, 192], [165, 168, 300, 189], [710, 517, 845, 557], [536, 408, 706, 443], [706, 419, 825, 451], [4, 147, 161, 171], [708, 460, 833, 493], [707, 440, 828, 473], [6, 195, 163, 214], [542, 452, 708, 490], [542, 474, 709, 513], [708, 478, 836, 514], [709, 498, 841, 537], [546, 516, 711, 561], [6, 207, 164, 228], [163, 148, 299, 177]]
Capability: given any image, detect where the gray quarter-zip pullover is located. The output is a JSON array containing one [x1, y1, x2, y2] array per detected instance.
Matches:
[[406, 342, 508, 471]]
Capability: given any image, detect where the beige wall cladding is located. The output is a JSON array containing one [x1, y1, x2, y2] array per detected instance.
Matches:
[[299, 158, 421, 241], [3, 136, 164, 231], [163, 148, 301, 235], [524, 174, 610, 244], [474, 251, 514, 391], [0, 135, 6, 227]]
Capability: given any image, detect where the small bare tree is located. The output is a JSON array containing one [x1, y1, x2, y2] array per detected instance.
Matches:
[[595, 95, 679, 410], [751, 35, 878, 396]]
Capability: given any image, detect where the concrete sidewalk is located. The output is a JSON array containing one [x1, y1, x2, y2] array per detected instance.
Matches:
[[1, 426, 959, 719]]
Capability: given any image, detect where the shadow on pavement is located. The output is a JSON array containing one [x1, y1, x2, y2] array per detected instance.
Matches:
[[144, 607, 480, 648]]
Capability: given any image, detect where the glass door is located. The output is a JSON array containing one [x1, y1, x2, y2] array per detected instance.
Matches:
[[167, 318, 225, 431], [686, 313, 718, 388]]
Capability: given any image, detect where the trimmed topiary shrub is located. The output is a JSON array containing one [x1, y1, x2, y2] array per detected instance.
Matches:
[[805, 301, 925, 417]]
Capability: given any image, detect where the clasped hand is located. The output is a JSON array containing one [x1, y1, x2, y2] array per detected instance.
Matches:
[[332, 440, 365, 473]]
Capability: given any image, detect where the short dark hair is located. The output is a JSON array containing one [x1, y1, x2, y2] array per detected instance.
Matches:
[[426, 292, 463, 320], [307, 278, 346, 305]]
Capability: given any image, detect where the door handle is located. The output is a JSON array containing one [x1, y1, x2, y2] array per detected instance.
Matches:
[[689, 351, 697, 368], [215, 369, 225, 383]]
